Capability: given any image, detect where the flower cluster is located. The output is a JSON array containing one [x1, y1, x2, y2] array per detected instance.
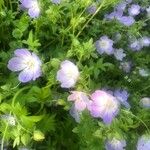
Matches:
[[105, 1, 142, 26]]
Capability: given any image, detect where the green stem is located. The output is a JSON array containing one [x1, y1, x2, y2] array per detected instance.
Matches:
[[76, 0, 106, 37]]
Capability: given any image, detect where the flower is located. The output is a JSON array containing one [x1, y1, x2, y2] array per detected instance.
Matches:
[[7, 49, 42, 83], [120, 61, 132, 73], [140, 36, 150, 47], [118, 16, 135, 26], [88, 90, 119, 124], [137, 135, 150, 150], [68, 91, 90, 111], [140, 97, 150, 108], [115, 2, 127, 11], [1, 115, 16, 126], [128, 4, 141, 16], [51, 0, 61, 4], [87, 4, 97, 14], [105, 138, 126, 150], [114, 89, 130, 108], [33, 130, 45, 141], [95, 36, 114, 55], [105, 11, 123, 20], [139, 69, 149, 77], [114, 49, 126, 61], [20, 0, 40, 18], [56, 60, 80, 88], [129, 40, 142, 51]]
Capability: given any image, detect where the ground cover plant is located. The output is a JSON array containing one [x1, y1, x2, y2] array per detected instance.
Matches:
[[0, 0, 150, 149]]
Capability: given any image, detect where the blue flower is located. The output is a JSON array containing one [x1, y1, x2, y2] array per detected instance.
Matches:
[[137, 135, 150, 150], [95, 36, 114, 55], [105, 138, 126, 150], [129, 40, 142, 51], [128, 4, 141, 16], [114, 89, 130, 108], [114, 49, 126, 61], [51, 0, 61, 4]]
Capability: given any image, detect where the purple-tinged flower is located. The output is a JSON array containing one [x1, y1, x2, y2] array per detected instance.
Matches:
[[56, 60, 80, 88], [20, 0, 40, 18], [137, 135, 150, 150], [7, 49, 42, 83], [125, 0, 132, 4], [68, 91, 90, 112], [69, 105, 81, 123], [118, 16, 135, 26], [129, 40, 142, 51], [114, 89, 130, 108], [87, 4, 97, 14], [95, 36, 114, 55], [51, 0, 61, 4], [139, 69, 149, 77], [120, 61, 132, 73], [114, 49, 126, 61], [105, 10, 123, 20], [105, 138, 126, 150], [140, 97, 150, 108], [128, 4, 141, 16], [88, 90, 119, 124], [115, 2, 127, 11], [140, 36, 150, 47]]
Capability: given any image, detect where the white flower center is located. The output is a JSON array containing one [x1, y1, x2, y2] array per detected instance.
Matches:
[[99, 40, 109, 49]]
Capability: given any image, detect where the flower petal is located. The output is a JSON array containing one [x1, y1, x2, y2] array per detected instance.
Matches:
[[18, 68, 33, 83], [14, 49, 31, 58], [7, 57, 26, 71]]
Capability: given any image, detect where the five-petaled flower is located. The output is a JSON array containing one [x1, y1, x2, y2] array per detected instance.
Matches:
[[7, 49, 42, 83]]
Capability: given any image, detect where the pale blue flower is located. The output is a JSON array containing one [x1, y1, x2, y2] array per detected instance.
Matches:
[[105, 138, 126, 150], [129, 40, 142, 51], [128, 4, 141, 16], [95, 36, 114, 55], [7, 49, 42, 83], [118, 16, 135, 26], [57, 60, 80, 88], [139, 69, 149, 77], [114, 49, 126, 61], [51, 0, 61, 4], [114, 89, 130, 108], [137, 135, 150, 150]]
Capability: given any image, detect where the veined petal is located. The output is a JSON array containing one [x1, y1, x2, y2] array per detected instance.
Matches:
[[14, 49, 31, 57], [7, 57, 26, 71], [28, 6, 40, 18], [18, 68, 33, 83]]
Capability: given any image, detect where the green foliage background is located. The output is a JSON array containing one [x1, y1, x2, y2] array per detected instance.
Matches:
[[0, 0, 150, 149]]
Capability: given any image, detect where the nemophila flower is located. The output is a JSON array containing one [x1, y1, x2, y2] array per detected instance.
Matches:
[[95, 36, 114, 55], [118, 16, 135, 26], [68, 91, 90, 112], [56, 60, 80, 88], [140, 97, 150, 108], [125, 0, 132, 4], [137, 135, 150, 150], [69, 105, 81, 123], [140, 36, 150, 47], [105, 138, 126, 150], [87, 4, 97, 14], [113, 32, 122, 43], [51, 0, 61, 4], [129, 40, 142, 51], [20, 0, 40, 18], [120, 61, 132, 73], [114, 89, 130, 108], [7, 49, 42, 83], [114, 49, 126, 61], [88, 90, 119, 124], [139, 68, 149, 77], [128, 4, 141, 16], [1, 115, 16, 126]]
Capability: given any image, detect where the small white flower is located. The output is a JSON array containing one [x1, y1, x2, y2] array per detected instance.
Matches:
[[2, 115, 16, 126], [139, 69, 149, 77]]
